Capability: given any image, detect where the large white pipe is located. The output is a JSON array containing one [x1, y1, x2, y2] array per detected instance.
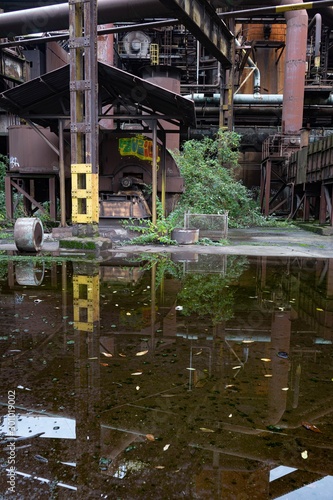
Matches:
[[0, 0, 171, 37]]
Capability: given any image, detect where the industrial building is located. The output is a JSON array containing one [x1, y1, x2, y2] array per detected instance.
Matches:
[[0, 1, 333, 225]]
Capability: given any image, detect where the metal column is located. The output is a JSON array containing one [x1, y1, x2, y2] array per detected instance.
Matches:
[[69, 0, 99, 235]]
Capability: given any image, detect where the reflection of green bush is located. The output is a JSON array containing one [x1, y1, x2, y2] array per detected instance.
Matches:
[[177, 256, 248, 325]]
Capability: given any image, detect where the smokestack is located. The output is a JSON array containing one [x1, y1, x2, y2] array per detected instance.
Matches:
[[281, 0, 308, 135]]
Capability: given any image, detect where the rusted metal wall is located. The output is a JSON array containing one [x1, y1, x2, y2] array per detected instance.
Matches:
[[289, 134, 333, 185], [8, 125, 60, 173], [46, 41, 69, 72], [238, 23, 286, 95]]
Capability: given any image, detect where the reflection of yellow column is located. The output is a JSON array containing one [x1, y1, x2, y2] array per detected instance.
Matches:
[[73, 274, 100, 332], [72, 268, 101, 496], [151, 263, 156, 352]]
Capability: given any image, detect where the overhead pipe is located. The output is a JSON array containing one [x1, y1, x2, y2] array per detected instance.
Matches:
[[186, 93, 333, 105], [0, 0, 171, 37]]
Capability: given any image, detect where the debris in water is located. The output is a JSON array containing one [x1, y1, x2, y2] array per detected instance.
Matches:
[[34, 454, 48, 463], [302, 422, 322, 433], [146, 434, 155, 441], [136, 350, 148, 357], [277, 351, 289, 359]]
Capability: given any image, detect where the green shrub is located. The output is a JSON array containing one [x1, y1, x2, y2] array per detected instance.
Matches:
[[172, 130, 281, 228]]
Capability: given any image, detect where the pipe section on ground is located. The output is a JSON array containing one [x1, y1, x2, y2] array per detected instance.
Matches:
[[14, 217, 44, 253], [0, 0, 171, 37], [281, 0, 308, 135]]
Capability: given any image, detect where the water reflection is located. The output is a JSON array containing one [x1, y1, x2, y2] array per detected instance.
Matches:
[[0, 254, 333, 499]]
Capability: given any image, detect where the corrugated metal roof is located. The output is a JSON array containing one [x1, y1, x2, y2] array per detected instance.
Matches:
[[0, 62, 196, 127]]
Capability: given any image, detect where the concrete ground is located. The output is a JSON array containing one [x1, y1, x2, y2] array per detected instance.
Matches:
[[1, 225, 333, 258], [113, 226, 333, 258]]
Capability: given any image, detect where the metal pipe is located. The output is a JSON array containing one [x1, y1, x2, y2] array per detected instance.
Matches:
[[152, 120, 157, 225], [186, 92, 333, 105], [0, 0, 171, 37], [235, 38, 261, 93], [219, 0, 333, 19], [309, 12, 322, 67], [282, 0, 308, 134], [59, 119, 66, 228]]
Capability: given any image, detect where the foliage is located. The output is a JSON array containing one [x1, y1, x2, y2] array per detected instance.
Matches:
[[171, 130, 283, 228], [177, 255, 248, 324], [130, 253, 183, 288], [123, 197, 177, 245]]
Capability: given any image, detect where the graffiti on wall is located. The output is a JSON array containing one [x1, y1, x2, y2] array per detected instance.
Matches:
[[118, 136, 160, 163]]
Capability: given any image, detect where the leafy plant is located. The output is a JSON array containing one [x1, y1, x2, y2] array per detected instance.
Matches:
[[177, 255, 248, 325], [171, 130, 286, 228], [123, 197, 177, 245]]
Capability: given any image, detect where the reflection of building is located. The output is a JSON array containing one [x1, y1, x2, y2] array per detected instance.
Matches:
[[1, 254, 333, 497]]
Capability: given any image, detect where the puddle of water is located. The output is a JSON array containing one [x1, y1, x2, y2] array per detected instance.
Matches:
[[0, 254, 333, 499]]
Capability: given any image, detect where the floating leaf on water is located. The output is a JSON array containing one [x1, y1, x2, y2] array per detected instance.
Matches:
[[194, 350, 202, 356], [266, 425, 283, 432], [302, 422, 322, 433], [131, 371, 143, 376], [102, 352, 113, 358], [186, 367, 196, 371], [199, 427, 215, 433], [136, 350, 148, 357], [88, 357, 98, 360], [261, 358, 271, 362], [175, 306, 183, 311], [66, 340, 75, 345], [111, 324, 117, 328], [281, 387, 289, 391], [126, 312, 131, 316], [249, 296, 257, 299], [119, 353, 126, 357], [316, 308, 324, 312], [100, 362, 109, 367], [232, 365, 242, 370], [264, 374, 273, 378], [125, 445, 136, 453], [146, 434, 155, 441], [301, 450, 308, 459], [277, 351, 289, 359], [163, 444, 170, 451], [155, 465, 165, 469]]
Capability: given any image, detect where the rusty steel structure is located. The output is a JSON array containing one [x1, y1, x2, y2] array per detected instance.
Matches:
[[68, 0, 99, 233], [2, 1, 333, 225]]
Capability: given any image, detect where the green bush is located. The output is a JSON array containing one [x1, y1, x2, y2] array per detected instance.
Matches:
[[172, 130, 277, 228]]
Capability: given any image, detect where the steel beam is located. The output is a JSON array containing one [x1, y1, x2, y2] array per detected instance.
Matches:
[[159, 0, 232, 67], [220, 0, 333, 19]]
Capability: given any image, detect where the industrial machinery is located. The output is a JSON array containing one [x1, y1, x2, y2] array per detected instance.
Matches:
[[6, 126, 184, 221]]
